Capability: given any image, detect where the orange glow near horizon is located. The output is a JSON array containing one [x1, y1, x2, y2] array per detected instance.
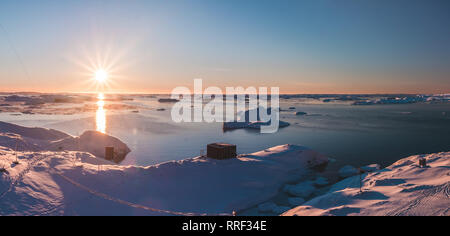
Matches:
[[66, 40, 130, 94]]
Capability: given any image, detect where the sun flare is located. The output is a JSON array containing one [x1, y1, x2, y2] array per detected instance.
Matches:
[[95, 70, 108, 83]]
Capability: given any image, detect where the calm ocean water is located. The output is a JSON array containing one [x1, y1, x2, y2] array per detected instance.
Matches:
[[2, 96, 449, 173]]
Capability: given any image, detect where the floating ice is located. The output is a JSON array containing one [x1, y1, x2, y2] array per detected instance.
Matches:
[[339, 165, 360, 178]]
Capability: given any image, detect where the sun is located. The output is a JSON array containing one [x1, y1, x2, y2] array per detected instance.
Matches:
[[95, 70, 108, 83]]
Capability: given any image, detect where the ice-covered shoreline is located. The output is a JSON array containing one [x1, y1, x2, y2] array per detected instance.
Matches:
[[283, 152, 450, 216], [0, 121, 448, 216], [2, 144, 447, 216]]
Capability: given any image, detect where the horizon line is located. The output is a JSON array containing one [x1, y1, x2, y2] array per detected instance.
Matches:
[[0, 90, 447, 96]]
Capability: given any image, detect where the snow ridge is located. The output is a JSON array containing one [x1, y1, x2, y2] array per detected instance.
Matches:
[[283, 152, 450, 216]]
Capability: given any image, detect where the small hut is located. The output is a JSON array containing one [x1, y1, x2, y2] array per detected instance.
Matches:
[[207, 143, 237, 160], [105, 147, 114, 161]]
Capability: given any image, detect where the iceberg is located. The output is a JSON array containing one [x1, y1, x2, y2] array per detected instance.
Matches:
[[338, 165, 360, 178], [283, 181, 316, 198], [223, 107, 290, 131]]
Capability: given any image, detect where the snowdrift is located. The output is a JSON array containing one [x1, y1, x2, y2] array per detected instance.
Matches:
[[283, 152, 450, 216]]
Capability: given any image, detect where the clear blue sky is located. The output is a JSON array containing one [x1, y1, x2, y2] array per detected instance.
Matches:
[[1, 0, 449, 93]]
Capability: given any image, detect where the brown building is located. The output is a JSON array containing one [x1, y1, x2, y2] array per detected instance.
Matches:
[[207, 143, 237, 160]]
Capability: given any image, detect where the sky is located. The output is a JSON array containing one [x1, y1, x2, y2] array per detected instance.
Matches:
[[0, 0, 449, 94]]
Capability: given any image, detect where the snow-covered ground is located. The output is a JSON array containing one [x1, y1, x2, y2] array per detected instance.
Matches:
[[0, 142, 327, 215], [283, 152, 450, 216], [1, 121, 448, 216], [0, 121, 130, 163]]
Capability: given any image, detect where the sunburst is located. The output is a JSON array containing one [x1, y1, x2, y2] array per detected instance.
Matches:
[[69, 40, 133, 92]]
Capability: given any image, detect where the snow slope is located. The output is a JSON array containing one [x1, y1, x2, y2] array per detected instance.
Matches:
[[0, 144, 327, 215], [0, 121, 69, 141], [0, 121, 130, 163], [283, 152, 450, 216]]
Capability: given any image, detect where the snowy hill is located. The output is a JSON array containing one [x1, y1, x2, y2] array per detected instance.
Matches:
[[0, 144, 327, 215], [0, 121, 69, 141], [283, 152, 450, 216], [0, 122, 130, 163]]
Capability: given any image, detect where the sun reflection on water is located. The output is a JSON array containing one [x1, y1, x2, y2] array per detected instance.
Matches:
[[96, 93, 106, 134]]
